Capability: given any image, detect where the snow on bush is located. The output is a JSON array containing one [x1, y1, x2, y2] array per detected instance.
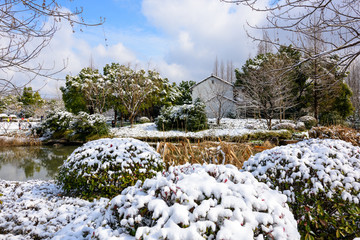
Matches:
[[34, 110, 109, 141], [33, 110, 74, 138], [243, 139, 360, 239], [155, 99, 207, 132], [106, 164, 300, 239], [139, 116, 151, 123], [272, 122, 296, 131], [0, 180, 109, 240], [71, 111, 109, 141], [298, 115, 317, 129], [58, 138, 164, 199]]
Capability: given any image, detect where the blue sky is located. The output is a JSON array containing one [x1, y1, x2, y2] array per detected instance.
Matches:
[[21, 0, 268, 98]]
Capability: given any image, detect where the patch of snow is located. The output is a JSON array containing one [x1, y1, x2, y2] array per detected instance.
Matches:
[[106, 164, 300, 239], [111, 118, 293, 139]]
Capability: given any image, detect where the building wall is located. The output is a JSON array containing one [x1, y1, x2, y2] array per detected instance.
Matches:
[[192, 76, 236, 118]]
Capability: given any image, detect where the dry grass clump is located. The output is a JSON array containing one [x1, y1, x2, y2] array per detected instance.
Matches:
[[0, 132, 41, 146], [309, 125, 360, 146], [156, 138, 274, 169]]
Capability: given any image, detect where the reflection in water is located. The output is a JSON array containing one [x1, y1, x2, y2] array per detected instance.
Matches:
[[0, 145, 78, 181]]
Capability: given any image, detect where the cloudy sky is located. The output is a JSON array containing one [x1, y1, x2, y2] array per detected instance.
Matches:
[[17, 0, 268, 98]]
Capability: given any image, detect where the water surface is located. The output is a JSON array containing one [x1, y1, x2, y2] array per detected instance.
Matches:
[[0, 145, 78, 181]]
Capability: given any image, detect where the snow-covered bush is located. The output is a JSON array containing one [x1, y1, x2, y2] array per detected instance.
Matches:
[[58, 138, 164, 199], [70, 112, 109, 141], [155, 99, 207, 132], [298, 115, 317, 129], [106, 164, 300, 239], [34, 110, 109, 141], [272, 122, 296, 130], [33, 110, 75, 138], [295, 121, 306, 131], [139, 116, 150, 124], [243, 139, 360, 239]]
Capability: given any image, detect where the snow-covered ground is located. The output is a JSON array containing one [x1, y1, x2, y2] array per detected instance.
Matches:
[[0, 121, 37, 135], [0, 165, 299, 240], [111, 118, 293, 139]]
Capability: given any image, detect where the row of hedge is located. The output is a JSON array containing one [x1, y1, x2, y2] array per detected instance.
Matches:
[[56, 137, 360, 239]]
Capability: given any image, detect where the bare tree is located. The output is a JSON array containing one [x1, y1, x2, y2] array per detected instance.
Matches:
[[213, 57, 235, 83], [346, 60, 360, 119], [221, 0, 360, 72], [207, 78, 236, 125], [236, 52, 298, 129], [0, 1, 102, 96]]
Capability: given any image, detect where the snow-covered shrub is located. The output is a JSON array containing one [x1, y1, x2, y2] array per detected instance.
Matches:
[[70, 112, 109, 141], [106, 164, 300, 239], [34, 111, 109, 141], [33, 110, 75, 138], [295, 121, 306, 131], [298, 115, 317, 129], [57, 138, 164, 199], [155, 99, 207, 132], [272, 122, 296, 130], [243, 139, 360, 239], [139, 116, 150, 124]]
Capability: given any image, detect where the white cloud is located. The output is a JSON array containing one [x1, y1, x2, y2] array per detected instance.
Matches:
[[141, 0, 267, 82], [6, 20, 138, 98], [4, 0, 268, 99]]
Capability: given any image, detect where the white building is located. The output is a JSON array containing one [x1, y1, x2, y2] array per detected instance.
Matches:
[[192, 75, 243, 119]]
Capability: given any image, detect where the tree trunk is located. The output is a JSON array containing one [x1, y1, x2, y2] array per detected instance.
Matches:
[[114, 109, 118, 126]]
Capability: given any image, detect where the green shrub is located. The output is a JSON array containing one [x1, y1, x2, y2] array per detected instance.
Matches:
[[34, 110, 109, 141], [139, 116, 150, 124], [155, 98, 207, 131], [106, 164, 300, 239], [243, 139, 360, 239], [70, 112, 109, 141], [298, 115, 317, 129], [33, 110, 75, 138], [57, 138, 164, 199]]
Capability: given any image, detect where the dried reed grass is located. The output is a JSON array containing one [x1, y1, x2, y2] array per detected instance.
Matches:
[[309, 125, 360, 146], [0, 132, 41, 147], [157, 138, 274, 169]]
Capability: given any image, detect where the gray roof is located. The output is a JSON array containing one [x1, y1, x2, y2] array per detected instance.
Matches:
[[192, 74, 234, 89]]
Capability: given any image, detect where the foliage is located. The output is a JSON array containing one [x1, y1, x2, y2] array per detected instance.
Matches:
[[18, 87, 45, 117], [61, 67, 111, 114], [33, 110, 75, 139], [319, 82, 354, 125], [70, 112, 109, 141], [243, 139, 360, 239], [298, 115, 317, 129], [106, 164, 300, 239], [34, 110, 109, 141], [57, 138, 164, 199], [309, 125, 360, 146], [155, 98, 207, 132], [104, 63, 180, 126], [173, 80, 196, 105], [61, 73, 89, 114], [138, 116, 150, 124], [235, 46, 299, 129]]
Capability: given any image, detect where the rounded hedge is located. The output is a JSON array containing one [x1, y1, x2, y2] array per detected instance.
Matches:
[[155, 98, 207, 132], [106, 164, 300, 239], [243, 139, 360, 239], [57, 138, 164, 199]]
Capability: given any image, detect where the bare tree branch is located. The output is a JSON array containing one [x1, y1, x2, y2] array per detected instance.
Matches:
[[221, 0, 360, 72], [0, 0, 103, 96]]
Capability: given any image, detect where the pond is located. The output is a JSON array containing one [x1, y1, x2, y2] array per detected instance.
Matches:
[[0, 145, 78, 181]]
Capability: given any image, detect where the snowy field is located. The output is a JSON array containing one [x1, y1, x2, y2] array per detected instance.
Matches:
[[111, 118, 293, 139]]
